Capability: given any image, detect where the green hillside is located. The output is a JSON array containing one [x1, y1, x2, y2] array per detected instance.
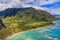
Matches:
[[0, 7, 56, 40]]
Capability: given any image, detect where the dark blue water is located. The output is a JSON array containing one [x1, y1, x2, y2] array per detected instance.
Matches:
[[7, 20, 60, 40]]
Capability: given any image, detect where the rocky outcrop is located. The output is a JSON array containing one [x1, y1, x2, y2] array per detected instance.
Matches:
[[0, 18, 7, 30]]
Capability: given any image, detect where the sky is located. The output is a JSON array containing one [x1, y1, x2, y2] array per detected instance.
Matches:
[[0, 0, 60, 15]]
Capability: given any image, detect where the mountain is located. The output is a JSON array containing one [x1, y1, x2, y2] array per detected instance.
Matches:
[[0, 7, 56, 30], [0, 7, 56, 39], [0, 7, 54, 18], [0, 7, 56, 29], [0, 7, 36, 17], [0, 8, 20, 17]]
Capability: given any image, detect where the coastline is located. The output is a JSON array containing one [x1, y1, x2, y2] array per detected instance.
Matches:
[[6, 22, 55, 40], [6, 26, 48, 40], [0, 21, 55, 40]]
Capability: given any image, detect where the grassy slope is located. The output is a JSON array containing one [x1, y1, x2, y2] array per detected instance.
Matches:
[[0, 7, 56, 39]]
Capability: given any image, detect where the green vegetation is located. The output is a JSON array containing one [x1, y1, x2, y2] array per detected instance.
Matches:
[[0, 7, 56, 40]]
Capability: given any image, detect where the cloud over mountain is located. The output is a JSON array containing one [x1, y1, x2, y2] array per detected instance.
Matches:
[[0, 0, 60, 15]]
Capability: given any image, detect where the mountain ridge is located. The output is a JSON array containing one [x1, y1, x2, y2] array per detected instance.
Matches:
[[0, 7, 54, 18]]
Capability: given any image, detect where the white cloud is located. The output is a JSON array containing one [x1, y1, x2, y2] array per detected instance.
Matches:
[[25, 0, 60, 6], [0, 0, 60, 9], [19, 0, 34, 3], [0, 0, 60, 15], [48, 8, 60, 15]]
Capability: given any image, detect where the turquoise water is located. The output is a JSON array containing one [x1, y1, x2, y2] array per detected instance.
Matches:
[[7, 20, 60, 40]]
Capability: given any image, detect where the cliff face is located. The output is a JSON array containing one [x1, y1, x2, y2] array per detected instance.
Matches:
[[0, 18, 6, 30]]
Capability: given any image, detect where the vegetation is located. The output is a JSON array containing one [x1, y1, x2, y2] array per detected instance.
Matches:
[[0, 7, 56, 40]]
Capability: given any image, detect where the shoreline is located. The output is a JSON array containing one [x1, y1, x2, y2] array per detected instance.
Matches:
[[6, 27, 47, 40], [6, 25, 52, 40], [1, 21, 55, 40]]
